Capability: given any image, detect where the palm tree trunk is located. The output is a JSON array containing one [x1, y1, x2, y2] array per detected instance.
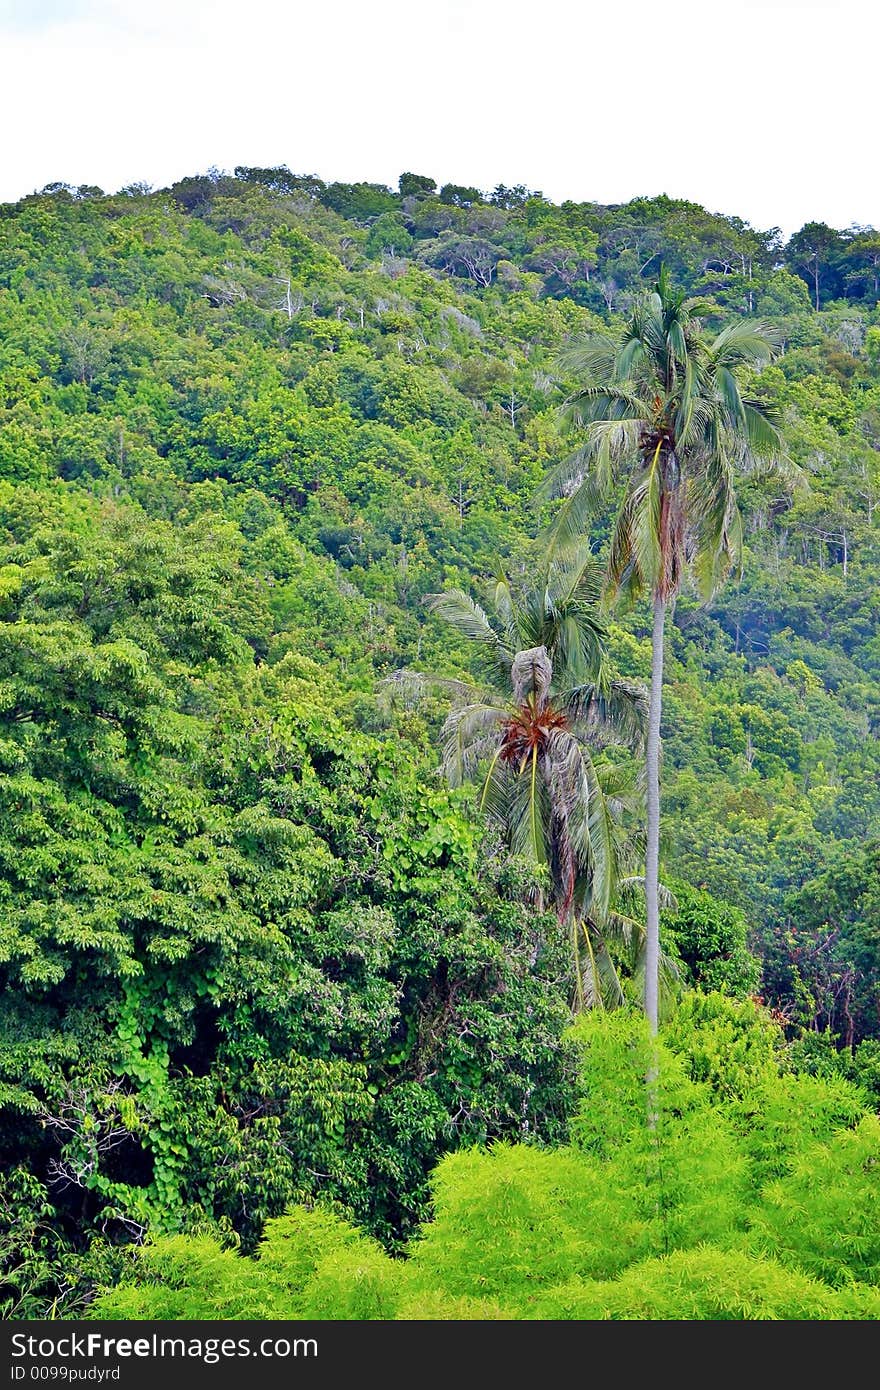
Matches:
[[644, 591, 665, 1034]]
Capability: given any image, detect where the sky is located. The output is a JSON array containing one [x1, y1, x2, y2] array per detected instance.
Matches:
[[0, 0, 875, 237]]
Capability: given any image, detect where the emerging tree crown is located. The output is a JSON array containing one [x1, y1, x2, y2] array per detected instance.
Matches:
[[547, 267, 796, 602]]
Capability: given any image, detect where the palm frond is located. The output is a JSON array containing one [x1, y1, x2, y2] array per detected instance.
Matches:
[[599, 908, 642, 955], [709, 318, 782, 368], [493, 571, 517, 650], [667, 316, 687, 365], [679, 389, 717, 450], [505, 756, 550, 865], [536, 443, 585, 506], [563, 678, 648, 751], [427, 588, 502, 649], [715, 365, 747, 430], [569, 560, 606, 614], [380, 668, 486, 708], [741, 402, 786, 461], [579, 920, 626, 1010], [618, 876, 679, 913], [681, 296, 716, 320], [552, 612, 591, 683], [540, 544, 608, 680], [549, 732, 616, 923], [629, 453, 663, 592], [547, 538, 603, 610], [562, 384, 651, 428], [558, 333, 619, 382], [544, 470, 613, 558], [630, 936, 682, 1018], [541, 417, 642, 513], [595, 755, 642, 811], [675, 353, 697, 447], [427, 588, 513, 684], [439, 701, 506, 785], [605, 498, 637, 601], [477, 747, 511, 825], [614, 333, 647, 381], [694, 508, 742, 600], [688, 446, 738, 598]]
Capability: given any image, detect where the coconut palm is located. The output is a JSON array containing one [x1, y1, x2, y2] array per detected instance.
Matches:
[[416, 542, 660, 1011], [545, 268, 794, 1031]]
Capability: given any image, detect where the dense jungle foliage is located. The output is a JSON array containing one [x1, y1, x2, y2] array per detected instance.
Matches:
[[90, 1002, 880, 1321], [0, 166, 877, 1318]]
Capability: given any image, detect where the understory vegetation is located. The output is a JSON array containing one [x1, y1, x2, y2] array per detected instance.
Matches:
[[91, 1003, 880, 1320]]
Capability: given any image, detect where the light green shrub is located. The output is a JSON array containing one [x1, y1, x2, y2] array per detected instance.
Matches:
[[749, 1115, 880, 1286], [253, 1207, 377, 1289], [733, 1072, 870, 1190], [406, 1144, 649, 1301], [569, 1010, 749, 1254], [90, 1207, 393, 1320], [567, 1011, 676, 1156], [663, 992, 781, 1100], [531, 1246, 880, 1320], [298, 1246, 401, 1319], [89, 1236, 278, 1320], [396, 1290, 510, 1319], [661, 991, 870, 1193]]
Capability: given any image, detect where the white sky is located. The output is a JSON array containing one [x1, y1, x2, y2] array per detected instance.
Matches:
[[0, 0, 874, 237]]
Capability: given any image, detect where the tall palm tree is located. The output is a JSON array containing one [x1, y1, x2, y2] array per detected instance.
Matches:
[[415, 542, 655, 1011], [545, 269, 792, 1032]]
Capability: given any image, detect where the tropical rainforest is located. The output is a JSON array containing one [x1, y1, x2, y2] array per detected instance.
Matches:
[[0, 167, 878, 1320]]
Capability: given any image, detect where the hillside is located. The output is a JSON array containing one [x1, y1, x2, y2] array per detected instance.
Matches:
[[0, 168, 877, 1315]]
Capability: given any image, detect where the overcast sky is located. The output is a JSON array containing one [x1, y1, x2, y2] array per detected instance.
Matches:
[[0, 0, 874, 237]]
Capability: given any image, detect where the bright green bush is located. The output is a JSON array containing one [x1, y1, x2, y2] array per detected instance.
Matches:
[[662, 992, 781, 1101], [661, 991, 870, 1193], [568, 1011, 668, 1156], [297, 1246, 400, 1320], [731, 1072, 870, 1191], [406, 1144, 647, 1300], [531, 1247, 880, 1320], [396, 1290, 509, 1319], [748, 1115, 880, 1286], [568, 1011, 749, 1253], [89, 1236, 275, 1321], [90, 1207, 396, 1320]]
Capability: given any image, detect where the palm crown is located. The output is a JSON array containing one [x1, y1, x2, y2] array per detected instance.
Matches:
[[547, 267, 792, 601], [422, 544, 651, 1008]]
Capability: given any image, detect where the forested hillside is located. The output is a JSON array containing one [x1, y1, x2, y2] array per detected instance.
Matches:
[[0, 168, 877, 1318]]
